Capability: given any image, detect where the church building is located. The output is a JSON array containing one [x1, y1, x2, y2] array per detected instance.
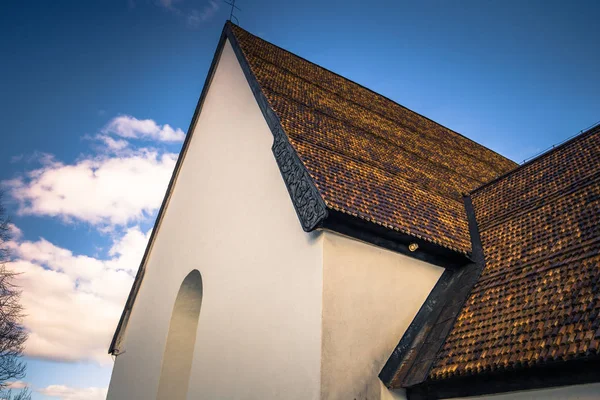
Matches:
[[106, 21, 600, 399]]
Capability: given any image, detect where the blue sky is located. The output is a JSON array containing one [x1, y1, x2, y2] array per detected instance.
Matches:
[[1, 0, 599, 398]]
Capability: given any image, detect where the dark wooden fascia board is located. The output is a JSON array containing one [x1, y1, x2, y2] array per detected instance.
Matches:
[[322, 210, 469, 270], [109, 25, 230, 354], [225, 22, 328, 232], [407, 357, 600, 399], [380, 195, 487, 390], [379, 267, 456, 385]]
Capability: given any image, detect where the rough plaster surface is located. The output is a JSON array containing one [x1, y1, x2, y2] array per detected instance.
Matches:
[[107, 39, 324, 400], [380, 383, 407, 400]]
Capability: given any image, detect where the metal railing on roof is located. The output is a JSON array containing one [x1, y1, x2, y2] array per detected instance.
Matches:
[[521, 119, 600, 164]]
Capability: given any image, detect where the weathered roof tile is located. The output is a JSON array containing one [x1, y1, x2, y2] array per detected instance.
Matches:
[[429, 124, 600, 379]]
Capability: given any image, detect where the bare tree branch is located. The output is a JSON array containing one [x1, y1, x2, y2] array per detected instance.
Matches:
[[1, 387, 31, 400], [0, 193, 29, 399]]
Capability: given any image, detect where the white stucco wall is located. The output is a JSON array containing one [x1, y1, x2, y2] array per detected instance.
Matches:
[[107, 39, 324, 400], [321, 231, 444, 400], [380, 383, 407, 400]]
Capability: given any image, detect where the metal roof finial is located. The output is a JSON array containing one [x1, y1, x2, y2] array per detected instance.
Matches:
[[224, 0, 240, 25]]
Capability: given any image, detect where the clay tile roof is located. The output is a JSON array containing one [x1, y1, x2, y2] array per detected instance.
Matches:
[[429, 123, 600, 380], [229, 24, 517, 254]]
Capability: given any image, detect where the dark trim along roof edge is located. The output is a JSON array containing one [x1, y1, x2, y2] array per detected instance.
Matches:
[[226, 23, 329, 232], [108, 23, 230, 355], [407, 358, 600, 399], [379, 195, 488, 392], [471, 122, 600, 196], [323, 210, 469, 269]]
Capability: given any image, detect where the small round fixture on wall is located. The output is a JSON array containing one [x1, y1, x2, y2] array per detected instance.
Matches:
[[408, 243, 419, 252]]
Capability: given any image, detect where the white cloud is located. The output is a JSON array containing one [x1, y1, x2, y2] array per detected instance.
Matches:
[[4, 149, 177, 227], [7, 223, 22, 240], [104, 115, 185, 142], [5, 381, 27, 390], [156, 0, 219, 27], [8, 226, 151, 364], [95, 134, 129, 151], [2, 114, 177, 365], [188, 1, 220, 27], [37, 385, 107, 400]]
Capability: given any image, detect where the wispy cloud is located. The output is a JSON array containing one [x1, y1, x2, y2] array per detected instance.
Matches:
[[3, 115, 182, 228], [5, 381, 28, 390], [157, 0, 179, 10], [95, 134, 129, 151], [37, 385, 107, 400], [104, 115, 185, 142], [7, 226, 150, 364], [188, 1, 220, 27], [157, 0, 220, 27]]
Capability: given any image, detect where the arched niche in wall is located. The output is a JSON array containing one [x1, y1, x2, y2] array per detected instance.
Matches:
[[156, 270, 203, 400]]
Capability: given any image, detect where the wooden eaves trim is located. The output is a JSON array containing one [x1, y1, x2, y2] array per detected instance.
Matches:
[[380, 195, 487, 392], [407, 358, 600, 399]]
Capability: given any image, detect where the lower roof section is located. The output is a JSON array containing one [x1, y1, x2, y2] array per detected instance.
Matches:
[[381, 124, 600, 398], [429, 124, 600, 380]]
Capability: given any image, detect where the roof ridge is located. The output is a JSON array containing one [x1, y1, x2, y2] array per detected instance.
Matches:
[[471, 122, 600, 196], [229, 22, 518, 172]]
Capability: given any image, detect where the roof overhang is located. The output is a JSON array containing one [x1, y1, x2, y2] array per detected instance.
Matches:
[[406, 358, 600, 399], [380, 186, 600, 399], [322, 209, 469, 269]]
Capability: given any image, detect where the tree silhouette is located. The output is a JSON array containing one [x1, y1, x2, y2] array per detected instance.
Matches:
[[0, 194, 30, 399]]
